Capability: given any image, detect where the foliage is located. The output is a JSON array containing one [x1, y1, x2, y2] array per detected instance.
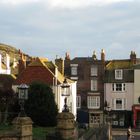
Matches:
[[0, 124, 55, 139], [33, 126, 55, 140], [0, 88, 16, 124], [25, 82, 58, 127]]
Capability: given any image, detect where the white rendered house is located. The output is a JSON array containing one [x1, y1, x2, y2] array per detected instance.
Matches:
[[0, 53, 11, 74]]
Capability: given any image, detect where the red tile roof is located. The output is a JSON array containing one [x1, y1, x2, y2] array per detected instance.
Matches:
[[14, 58, 55, 85]]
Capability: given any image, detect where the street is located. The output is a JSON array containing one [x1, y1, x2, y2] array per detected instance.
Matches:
[[113, 129, 140, 140], [113, 135, 140, 140]]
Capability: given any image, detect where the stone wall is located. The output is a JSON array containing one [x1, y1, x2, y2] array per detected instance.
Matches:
[[0, 131, 18, 140], [0, 117, 33, 140]]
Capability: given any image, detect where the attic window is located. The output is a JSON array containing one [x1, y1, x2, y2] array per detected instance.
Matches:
[[115, 69, 123, 80]]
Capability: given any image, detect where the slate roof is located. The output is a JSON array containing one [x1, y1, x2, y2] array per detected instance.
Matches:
[[133, 64, 140, 69], [104, 59, 135, 83], [104, 69, 134, 83]]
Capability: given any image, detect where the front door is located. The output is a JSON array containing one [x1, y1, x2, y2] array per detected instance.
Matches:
[[137, 111, 140, 121]]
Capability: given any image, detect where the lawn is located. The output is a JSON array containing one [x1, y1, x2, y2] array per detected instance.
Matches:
[[33, 126, 55, 140], [0, 124, 13, 134], [0, 124, 55, 140]]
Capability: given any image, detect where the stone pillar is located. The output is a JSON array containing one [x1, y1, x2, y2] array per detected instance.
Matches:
[[56, 112, 77, 140], [12, 117, 33, 140]]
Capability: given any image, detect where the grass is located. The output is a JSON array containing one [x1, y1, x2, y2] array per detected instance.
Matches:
[[0, 123, 13, 134], [33, 126, 55, 140], [0, 124, 55, 139]]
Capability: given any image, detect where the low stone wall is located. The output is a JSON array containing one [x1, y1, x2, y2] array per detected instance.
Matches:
[[0, 131, 18, 140], [0, 117, 33, 140]]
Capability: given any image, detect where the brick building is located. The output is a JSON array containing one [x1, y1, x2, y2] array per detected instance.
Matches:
[[64, 50, 106, 127]]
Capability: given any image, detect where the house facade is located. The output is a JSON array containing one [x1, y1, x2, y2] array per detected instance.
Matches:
[[64, 50, 105, 127], [105, 68, 134, 128], [13, 57, 77, 118], [0, 53, 10, 74], [104, 51, 139, 128], [133, 64, 140, 128]]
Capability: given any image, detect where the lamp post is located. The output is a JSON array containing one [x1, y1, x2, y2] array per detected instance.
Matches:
[[61, 78, 70, 112], [106, 104, 111, 123], [17, 84, 29, 117], [105, 102, 112, 140]]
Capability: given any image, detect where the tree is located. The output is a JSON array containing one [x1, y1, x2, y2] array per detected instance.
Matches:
[[25, 82, 58, 126], [0, 88, 16, 124]]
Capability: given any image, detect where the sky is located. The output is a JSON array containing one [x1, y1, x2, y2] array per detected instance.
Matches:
[[0, 0, 140, 61]]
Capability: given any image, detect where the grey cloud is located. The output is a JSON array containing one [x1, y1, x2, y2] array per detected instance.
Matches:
[[0, 1, 140, 60]]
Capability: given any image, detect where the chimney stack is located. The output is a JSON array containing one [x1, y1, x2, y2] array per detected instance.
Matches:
[[130, 51, 136, 64], [18, 51, 26, 75], [101, 49, 105, 62], [65, 52, 70, 60], [92, 51, 97, 60], [55, 58, 64, 75]]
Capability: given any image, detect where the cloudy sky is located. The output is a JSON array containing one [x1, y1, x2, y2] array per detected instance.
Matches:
[[0, 0, 140, 60]]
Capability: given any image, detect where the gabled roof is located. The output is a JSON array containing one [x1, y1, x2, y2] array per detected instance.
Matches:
[[106, 59, 133, 70], [14, 57, 74, 85], [28, 58, 45, 67]]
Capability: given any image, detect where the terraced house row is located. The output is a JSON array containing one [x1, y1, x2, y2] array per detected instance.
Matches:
[[64, 50, 140, 128], [0, 48, 140, 128]]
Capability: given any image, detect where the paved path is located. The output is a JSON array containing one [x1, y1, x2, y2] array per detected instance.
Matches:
[[113, 129, 140, 140], [113, 135, 140, 140]]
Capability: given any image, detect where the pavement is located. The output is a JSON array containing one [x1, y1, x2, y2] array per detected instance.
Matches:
[[112, 128, 140, 136]]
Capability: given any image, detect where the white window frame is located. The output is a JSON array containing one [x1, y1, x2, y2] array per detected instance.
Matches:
[[87, 96, 100, 109], [70, 64, 78, 76], [91, 65, 98, 76], [112, 98, 126, 110], [76, 96, 81, 108], [112, 121, 118, 125], [112, 83, 125, 92], [90, 113, 100, 124], [91, 79, 97, 91], [115, 69, 123, 80]]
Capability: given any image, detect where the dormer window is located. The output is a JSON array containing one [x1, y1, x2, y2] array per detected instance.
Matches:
[[115, 69, 123, 80], [70, 64, 78, 76]]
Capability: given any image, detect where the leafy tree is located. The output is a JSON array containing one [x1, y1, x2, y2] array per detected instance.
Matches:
[[25, 82, 58, 126], [0, 88, 16, 124]]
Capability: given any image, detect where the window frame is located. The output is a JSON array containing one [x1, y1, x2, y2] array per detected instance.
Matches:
[[112, 83, 126, 92], [115, 69, 123, 80], [70, 64, 78, 76], [91, 65, 98, 76], [112, 98, 127, 110], [87, 96, 100, 109], [91, 79, 98, 91], [90, 113, 100, 124]]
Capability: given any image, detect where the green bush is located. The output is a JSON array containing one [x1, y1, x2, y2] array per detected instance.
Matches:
[[25, 82, 58, 127]]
